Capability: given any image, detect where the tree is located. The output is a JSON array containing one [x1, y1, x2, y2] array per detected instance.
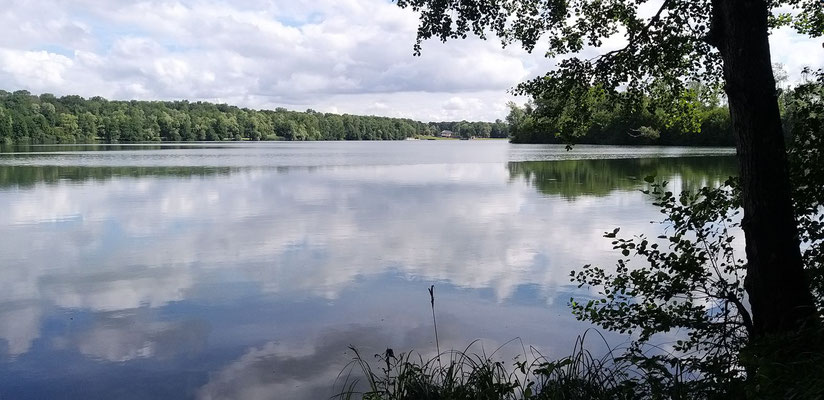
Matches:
[[157, 111, 180, 141], [77, 112, 98, 141], [705, 1, 817, 339], [397, 0, 821, 341], [39, 102, 57, 126], [56, 113, 80, 143], [570, 72, 824, 397], [507, 83, 735, 145], [0, 106, 12, 144], [786, 70, 824, 311], [101, 113, 122, 143], [491, 119, 508, 138], [121, 107, 146, 142]]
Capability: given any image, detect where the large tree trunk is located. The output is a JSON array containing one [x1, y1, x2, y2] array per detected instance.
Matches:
[[707, 0, 817, 337]]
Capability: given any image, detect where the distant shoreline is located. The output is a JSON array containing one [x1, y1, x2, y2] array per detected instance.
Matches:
[[0, 140, 739, 152]]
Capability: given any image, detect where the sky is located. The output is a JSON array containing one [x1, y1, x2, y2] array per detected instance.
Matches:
[[0, 0, 820, 122]]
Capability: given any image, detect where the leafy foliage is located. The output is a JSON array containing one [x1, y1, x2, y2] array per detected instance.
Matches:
[[570, 179, 750, 396], [506, 82, 733, 145], [336, 71, 824, 399], [568, 71, 824, 397], [786, 69, 824, 311], [396, 0, 820, 145]]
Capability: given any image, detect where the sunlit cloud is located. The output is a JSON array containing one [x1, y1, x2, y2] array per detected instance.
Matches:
[[0, 0, 816, 122]]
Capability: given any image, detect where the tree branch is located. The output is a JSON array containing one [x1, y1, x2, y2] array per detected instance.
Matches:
[[591, 0, 675, 62], [726, 292, 754, 337]]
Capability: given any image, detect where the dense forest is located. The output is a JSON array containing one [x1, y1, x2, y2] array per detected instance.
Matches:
[[2, 77, 811, 146], [505, 82, 734, 145], [428, 120, 509, 139], [505, 75, 811, 146], [0, 90, 508, 144]]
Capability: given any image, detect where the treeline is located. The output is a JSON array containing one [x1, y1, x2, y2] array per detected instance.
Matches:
[[428, 120, 509, 138], [0, 90, 508, 144], [505, 82, 735, 146], [506, 79, 816, 146]]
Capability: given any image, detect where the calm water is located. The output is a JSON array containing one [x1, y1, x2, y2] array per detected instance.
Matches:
[[0, 141, 736, 399]]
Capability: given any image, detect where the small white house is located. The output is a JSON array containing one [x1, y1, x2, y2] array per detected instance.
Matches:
[[440, 130, 453, 138]]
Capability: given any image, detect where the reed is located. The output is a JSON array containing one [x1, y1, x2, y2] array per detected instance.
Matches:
[[333, 285, 636, 400]]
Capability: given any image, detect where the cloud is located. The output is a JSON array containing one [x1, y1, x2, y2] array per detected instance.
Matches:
[[0, 302, 43, 356], [0, 149, 736, 358], [0, 50, 74, 88], [195, 318, 563, 400], [0, 0, 816, 121], [769, 27, 823, 83], [56, 311, 210, 362], [194, 285, 613, 400], [196, 325, 403, 400], [0, 0, 538, 121]]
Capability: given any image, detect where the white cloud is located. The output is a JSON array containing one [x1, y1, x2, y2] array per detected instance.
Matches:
[[0, 50, 74, 88], [0, 148, 736, 357], [60, 312, 209, 362], [0, 0, 538, 121], [0, 303, 42, 356], [769, 27, 823, 83], [0, 0, 817, 121]]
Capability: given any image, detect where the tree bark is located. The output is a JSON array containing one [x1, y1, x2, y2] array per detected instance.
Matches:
[[707, 0, 817, 337]]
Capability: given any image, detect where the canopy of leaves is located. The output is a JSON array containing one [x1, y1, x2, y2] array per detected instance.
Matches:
[[569, 71, 824, 397], [506, 81, 733, 144], [786, 69, 824, 310], [398, 0, 820, 87], [396, 0, 822, 141]]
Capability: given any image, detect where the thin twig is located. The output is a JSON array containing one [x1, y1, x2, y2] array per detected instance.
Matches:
[[429, 285, 442, 371]]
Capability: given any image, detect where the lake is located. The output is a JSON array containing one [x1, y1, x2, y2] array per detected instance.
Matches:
[[0, 141, 736, 399]]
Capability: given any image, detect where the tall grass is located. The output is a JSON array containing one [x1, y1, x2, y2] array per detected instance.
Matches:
[[334, 330, 640, 400], [333, 285, 641, 400]]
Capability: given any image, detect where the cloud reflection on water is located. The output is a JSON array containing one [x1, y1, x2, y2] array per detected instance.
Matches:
[[0, 153, 736, 398]]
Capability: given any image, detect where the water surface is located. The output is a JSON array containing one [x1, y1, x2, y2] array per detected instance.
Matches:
[[0, 142, 736, 399]]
